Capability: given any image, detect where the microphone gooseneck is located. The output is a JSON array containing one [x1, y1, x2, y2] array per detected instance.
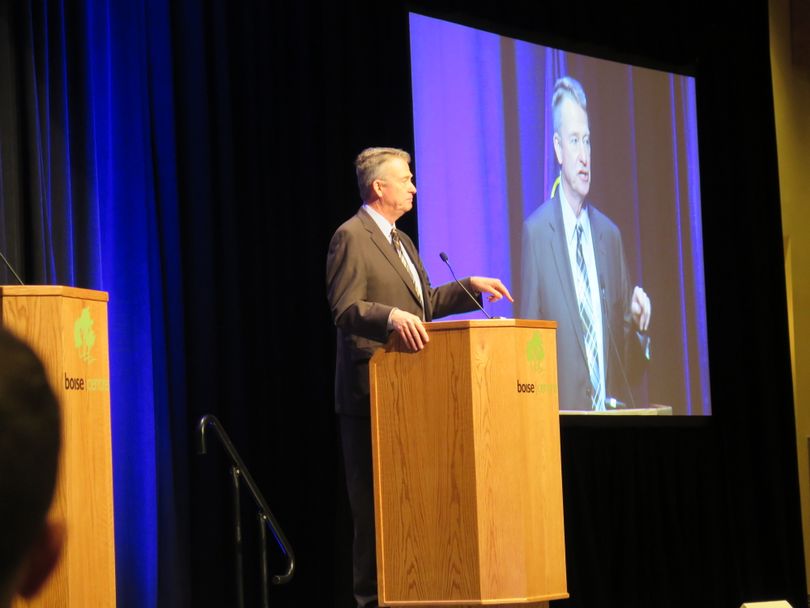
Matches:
[[439, 252, 492, 319], [0, 250, 24, 285]]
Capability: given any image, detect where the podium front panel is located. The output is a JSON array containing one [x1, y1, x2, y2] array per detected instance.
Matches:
[[370, 320, 567, 606], [2, 286, 116, 608]]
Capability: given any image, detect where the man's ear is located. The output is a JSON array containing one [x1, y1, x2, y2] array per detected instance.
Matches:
[[17, 520, 65, 599], [553, 132, 563, 166], [372, 179, 384, 199]]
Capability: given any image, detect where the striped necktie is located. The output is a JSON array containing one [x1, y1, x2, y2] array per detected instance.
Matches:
[[390, 228, 424, 309], [575, 223, 604, 411]]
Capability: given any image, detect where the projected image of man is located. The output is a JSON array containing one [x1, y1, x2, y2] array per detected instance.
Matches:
[[519, 76, 651, 411]]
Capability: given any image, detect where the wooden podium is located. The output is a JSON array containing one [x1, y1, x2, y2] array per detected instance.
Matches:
[[369, 319, 567, 607], [2, 286, 117, 607]]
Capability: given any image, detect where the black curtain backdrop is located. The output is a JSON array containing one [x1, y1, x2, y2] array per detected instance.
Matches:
[[0, 0, 804, 607]]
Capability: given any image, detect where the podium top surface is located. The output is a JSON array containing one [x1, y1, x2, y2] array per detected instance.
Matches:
[[0, 285, 109, 302], [424, 318, 557, 331]]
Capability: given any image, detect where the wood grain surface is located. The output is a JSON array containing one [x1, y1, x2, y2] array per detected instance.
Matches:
[[3, 287, 116, 608], [370, 320, 567, 607]]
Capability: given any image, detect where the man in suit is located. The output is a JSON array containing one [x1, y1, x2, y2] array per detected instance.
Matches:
[[0, 328, 63, 607], [519, 76, 651, 412], [327, 147, 512, 608]]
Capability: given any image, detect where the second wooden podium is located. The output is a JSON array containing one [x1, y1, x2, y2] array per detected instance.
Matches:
[[2, 286, 116, 608], [369, 319, 567, 607]]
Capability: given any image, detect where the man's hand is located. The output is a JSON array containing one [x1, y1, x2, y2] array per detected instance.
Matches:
[[469, 277, 514, 303], [631, 286, 651, 332], [390, 308, 430, 351]]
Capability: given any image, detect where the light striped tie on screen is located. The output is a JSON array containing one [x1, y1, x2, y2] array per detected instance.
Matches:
[[576, 223, 604, 411]]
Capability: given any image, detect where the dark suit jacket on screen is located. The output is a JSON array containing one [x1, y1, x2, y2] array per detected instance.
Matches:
[[327, 207, 479, 416], [519, 193, 648, 410]]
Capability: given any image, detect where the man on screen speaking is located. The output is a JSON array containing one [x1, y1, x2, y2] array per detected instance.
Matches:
[[520, 76, 651, 412]]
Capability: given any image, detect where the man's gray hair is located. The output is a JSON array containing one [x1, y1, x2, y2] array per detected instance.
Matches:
[[552, 76, 588, 134], [355, 147, 411, 202]]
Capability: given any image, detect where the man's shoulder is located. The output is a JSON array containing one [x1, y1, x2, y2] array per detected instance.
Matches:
[[331, 210, 372, 240], [524, 197, 557, 227], [327, 212, 374, 266], [335, 209, 366, 231], [588, 203, 621, 237]]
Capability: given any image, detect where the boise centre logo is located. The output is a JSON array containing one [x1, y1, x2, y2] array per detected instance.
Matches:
[[526, 331, 545, 373], [74, 307, 97, 364]]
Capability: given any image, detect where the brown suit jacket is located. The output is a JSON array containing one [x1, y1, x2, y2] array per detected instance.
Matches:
[[327, 208, 480, 415]]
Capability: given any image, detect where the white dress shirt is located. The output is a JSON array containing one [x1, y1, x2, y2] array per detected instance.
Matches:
[[559, 187, 605, 406], [362, 204, 425, 324]]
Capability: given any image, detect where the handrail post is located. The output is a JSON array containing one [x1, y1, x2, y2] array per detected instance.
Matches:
[[232, 466, 245, 608], [259, 513, 270, 608]]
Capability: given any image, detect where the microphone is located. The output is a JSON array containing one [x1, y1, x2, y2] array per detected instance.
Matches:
[[439, 252, 492, 319], [600, 284, 637, 409], [0, 250, 24, 285]]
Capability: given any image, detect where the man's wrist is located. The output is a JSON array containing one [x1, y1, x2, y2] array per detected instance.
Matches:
[[387, 307, 399, 331], [636, 330, 651, 360]]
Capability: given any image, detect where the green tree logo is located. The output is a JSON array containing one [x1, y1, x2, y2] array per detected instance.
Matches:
[[526, 331, 545, 373], [74, 307, 96, 364]]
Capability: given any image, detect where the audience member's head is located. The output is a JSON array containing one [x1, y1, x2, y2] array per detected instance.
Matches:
[[0, 328, 63, 606]]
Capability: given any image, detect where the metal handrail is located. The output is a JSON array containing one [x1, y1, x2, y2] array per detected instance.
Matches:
[[197, 414, 295, 607]]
